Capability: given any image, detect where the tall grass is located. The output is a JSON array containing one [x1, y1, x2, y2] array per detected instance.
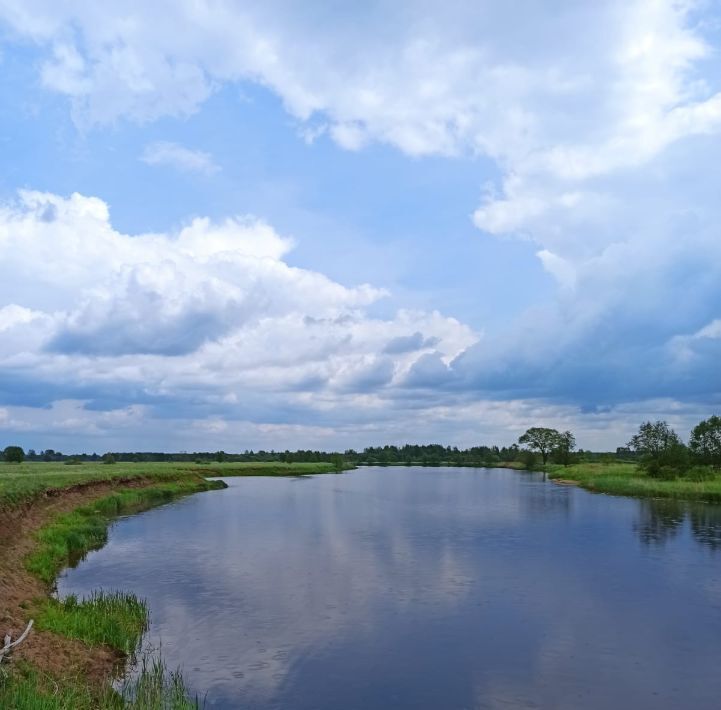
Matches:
[[547, 462, 721, 503], [35, 591, 148, 654], [0, 664, 99, 709], [0, 654, 201, 709], [117, 655, 201, 709]]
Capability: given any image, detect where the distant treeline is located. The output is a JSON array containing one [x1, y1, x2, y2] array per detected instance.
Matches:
[[6, 415, 720, 478], [15, 444, 631, 466]]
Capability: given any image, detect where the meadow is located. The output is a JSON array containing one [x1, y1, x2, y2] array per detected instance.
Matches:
[[0, 460, 341, 509], [547, 461, 721, 503]]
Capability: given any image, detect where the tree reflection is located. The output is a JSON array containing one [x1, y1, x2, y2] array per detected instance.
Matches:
[[634, 499, 684, 546], [634, 498, 721, 550], [689, 505, 721, 550]]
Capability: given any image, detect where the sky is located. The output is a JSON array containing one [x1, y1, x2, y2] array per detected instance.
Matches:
[[1, 0, 720, 453]]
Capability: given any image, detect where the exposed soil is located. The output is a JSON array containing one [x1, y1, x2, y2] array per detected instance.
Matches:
[[0, 477, 161, 684]]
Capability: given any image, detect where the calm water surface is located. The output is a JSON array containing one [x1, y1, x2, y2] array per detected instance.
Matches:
[[58, 467, 721, 709]]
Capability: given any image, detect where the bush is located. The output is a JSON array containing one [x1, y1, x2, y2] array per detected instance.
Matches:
[[685, 466, 716, 482], [519, 449, 538, 469], [641, 443, 689, 478], [689, 415, 721, 469], [3, 445, 24, 463], [102, 453, 117, 465]]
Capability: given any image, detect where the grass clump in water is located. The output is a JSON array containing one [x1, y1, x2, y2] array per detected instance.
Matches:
[[34, 591, 148, 654], [118, 655, 201, 709]]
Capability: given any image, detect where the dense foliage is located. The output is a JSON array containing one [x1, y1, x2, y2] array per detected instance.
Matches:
[[627, 420, 690, 478], [2, 445, 24, 463], [689, 415, 721, 469]]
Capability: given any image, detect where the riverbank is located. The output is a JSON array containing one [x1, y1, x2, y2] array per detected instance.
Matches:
[[0, 460, 346, 510], [0, 461, 344, 707], [547, 462, 721, 503]]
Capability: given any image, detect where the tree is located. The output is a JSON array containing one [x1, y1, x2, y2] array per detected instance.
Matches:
[[689, 415, 721, 468], [518, 427, 563, 467], [3, 445, 25, 463], [519, 449, 538, 469], [627, 421, 688, 477], [554, 431, 576, 466], [102, 452, 117, 465]]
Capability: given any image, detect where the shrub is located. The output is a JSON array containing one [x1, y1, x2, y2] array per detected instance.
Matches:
[[3, 445, 24, 463], [689, 415, 721, 469], [686, 466, 716, 482], [519, 449, 538, 469]]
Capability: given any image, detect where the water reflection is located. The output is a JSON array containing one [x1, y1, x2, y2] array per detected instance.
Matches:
[[58, 467, 721, 710], [634, 498, 721, 550], [689, 505, 721, 550], [634, 499, 685, 546]]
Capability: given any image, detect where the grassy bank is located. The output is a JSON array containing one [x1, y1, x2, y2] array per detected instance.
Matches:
[[0, 460, 347, 510], [195, 461, 344, 476], [547, 462, 721, 503], [34, 591, 148, 654], [25, 476, 225, 584], [1, 475, 220, 707]]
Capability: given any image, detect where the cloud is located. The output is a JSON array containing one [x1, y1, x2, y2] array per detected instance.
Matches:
[[140, 141, 219, 175], [383, 332, 439, 355], [1, 2, 721, 446], [0, 190, 482, 445]]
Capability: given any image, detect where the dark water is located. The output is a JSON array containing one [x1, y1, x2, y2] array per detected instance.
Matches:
[[58, 467, 721, 709]]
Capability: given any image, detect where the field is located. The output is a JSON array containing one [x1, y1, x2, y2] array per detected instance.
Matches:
[[0, 460, 343, 509]]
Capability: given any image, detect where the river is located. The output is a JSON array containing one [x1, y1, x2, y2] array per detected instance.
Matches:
[[57, 467, 721, 709]]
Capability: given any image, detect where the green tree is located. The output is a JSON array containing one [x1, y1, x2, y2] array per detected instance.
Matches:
[[628, 421, 688, 478], [689, 415, 721, 469], [3, 445, 25, 463], [553, 430, 576, 466], [519, 449, 538, 470], [518, 427, 563, 467], [102, 452, 117, 465]]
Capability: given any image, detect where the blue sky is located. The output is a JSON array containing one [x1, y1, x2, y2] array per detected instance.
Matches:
[[1, 1, 720, 452]]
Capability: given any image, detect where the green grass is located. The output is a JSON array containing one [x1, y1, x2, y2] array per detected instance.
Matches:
[[117, 655, 200, 709], [547, 461, 721, 503], [0, 460, 346, 510], [0, 655, 200, 709], [195, 461, 342, 476], [34, 591, 148, 654], [0, 664, 100, 710]]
